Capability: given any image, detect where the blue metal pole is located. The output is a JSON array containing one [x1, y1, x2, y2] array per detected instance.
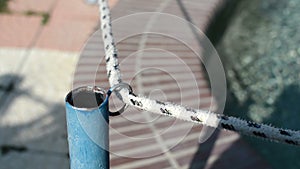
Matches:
[[65, 86, 109, 169]]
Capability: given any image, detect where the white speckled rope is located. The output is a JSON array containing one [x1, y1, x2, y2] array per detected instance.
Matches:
[[98, 0, 300, 146]]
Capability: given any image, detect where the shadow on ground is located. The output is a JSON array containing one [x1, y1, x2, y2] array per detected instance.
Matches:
[[0, 74, 69, 169]]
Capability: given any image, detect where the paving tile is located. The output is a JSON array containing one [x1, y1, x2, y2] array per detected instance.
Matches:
[[52, 0, 98, 21], [0, 49, 78, 154], [0, 15, 41, 48], [34, 0, 102, 51], [0, 48, 27, 89], [34, 0, 119, 51], [8, 0, 56, 13], [36, 18, 98, 51], [0, 151, 68, 169], [35, 0, 100, 51]]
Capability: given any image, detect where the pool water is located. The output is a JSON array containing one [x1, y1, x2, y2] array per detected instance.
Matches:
[[219, 0, 300, 168]]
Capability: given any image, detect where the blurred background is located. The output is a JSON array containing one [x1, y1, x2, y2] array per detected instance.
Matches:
[[0, 0, 299, 169]]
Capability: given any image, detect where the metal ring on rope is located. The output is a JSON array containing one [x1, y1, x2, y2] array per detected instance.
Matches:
[[107, 82, 133, 116]]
